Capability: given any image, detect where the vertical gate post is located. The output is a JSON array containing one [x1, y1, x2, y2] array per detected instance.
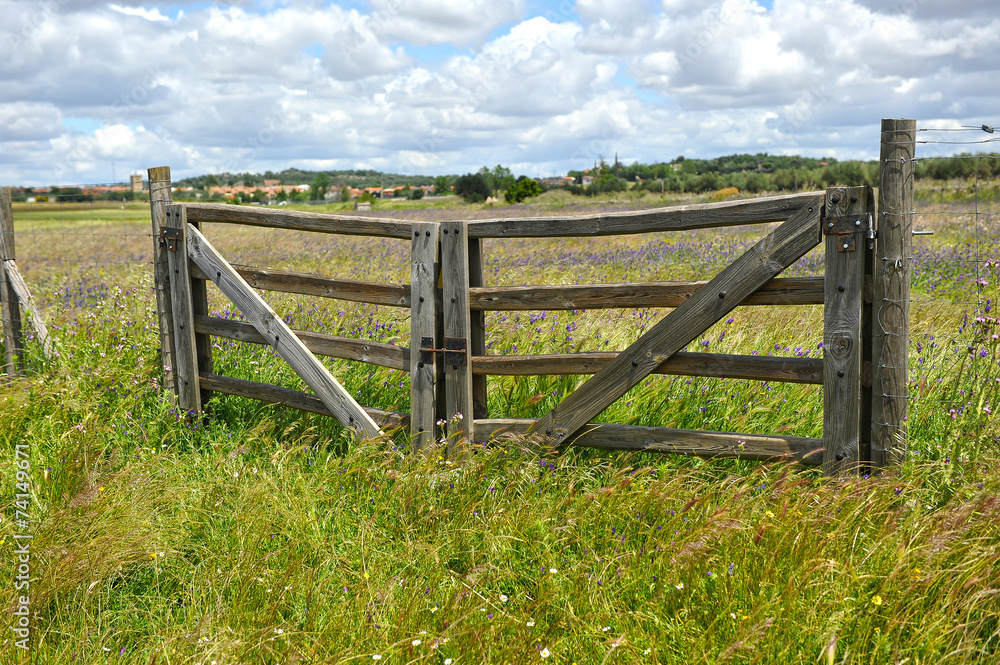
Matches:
[[468, 235, 488, 421], [872, 118, 916, 467], [163, 204, 202, 415], [410, 223, 440, 451], [823, 186, 873, 474], [148, 166, 178, 398], [441, 222, 475, 449], [0, 187, 24, 376]]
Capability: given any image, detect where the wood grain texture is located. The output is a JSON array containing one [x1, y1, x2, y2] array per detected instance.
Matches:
[[476, 419, 823, 465], [466, 191, 822, 238], [472, 351, 823, 384], [0, 187, 23, 375], [189, 220, 214, 407], [185, 222, 381, 437], [147, 166, 177, 398], [441, 222, 474, 444], [532, 197, 823, 444], [194, 315, 408, 370], [189, 264, 410, 307], [198, 372, 407, 430], [469, 277, 824, 311], [822, 187, 870, 474], [872, 118, 916, 467], [164, 205, 201, 414], [2, 260, 53, 358], [409, 223, 439, 449], [183, 202, 413, 239]]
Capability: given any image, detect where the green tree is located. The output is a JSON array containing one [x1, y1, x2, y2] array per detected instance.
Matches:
[[504, 176, 542, 204], [434, 176, 451, 196], [340, 186, 351, 202], [453, 173, 492, 203], [311, 173, 330, 201], [409, 187, 425, 200]]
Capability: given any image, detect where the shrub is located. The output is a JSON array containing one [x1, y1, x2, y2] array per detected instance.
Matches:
[[453, 173, 492, 203], [504, 177, 542, 204]]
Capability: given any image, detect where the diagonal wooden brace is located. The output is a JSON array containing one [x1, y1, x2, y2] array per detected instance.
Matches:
[[185, 222, 382, 438], [531, 198, 823, 444]]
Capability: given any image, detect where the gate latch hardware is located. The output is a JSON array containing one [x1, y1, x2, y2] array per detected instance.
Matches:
[[418, 337, 468, 367], [161, 227, 183, 252], [823, 213, 873, 253]]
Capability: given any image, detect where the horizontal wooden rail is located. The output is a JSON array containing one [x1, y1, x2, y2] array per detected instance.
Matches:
[[477, 419, 823, 465], [191, 264, 410, 307], [194, 315, 409, 371], [473, 351, 823, 384], [184, 202, 414, 239], [470, 277, 823, 310], [198, 373, 407, 430], [466, 191, 823, 238]]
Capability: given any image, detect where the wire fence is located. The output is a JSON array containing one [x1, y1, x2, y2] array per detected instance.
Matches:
[[904, 125, 1000, 461]]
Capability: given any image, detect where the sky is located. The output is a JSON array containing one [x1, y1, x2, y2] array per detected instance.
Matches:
[[0, 0, 998, 186]]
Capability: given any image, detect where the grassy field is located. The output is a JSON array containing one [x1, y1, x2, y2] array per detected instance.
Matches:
[[1, 186, 999, 663]]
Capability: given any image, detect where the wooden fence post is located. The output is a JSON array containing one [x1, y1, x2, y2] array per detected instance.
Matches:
[[872, 119, 916, 467], [468, 236, 488, 421], [441, 222, 475, 448], [148, 166, 178, 398], [164, 204, 202, 415], [410, 223, 440, 451], [822, 186, 873, 474], [0, 187, 24, 376]]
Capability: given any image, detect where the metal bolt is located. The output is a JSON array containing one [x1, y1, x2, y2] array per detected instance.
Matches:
[[719, 291, 726, 298], [843, 243, 849, 249], [838, 285, 845, 292], [837, 370, 845, 377], [827, 222, 834, 229], [836, 452, 845, 461], [855, 220, 861, 227], [417, 361, 424, 368], [632, 359, 639, 367], [426, 230, 431, 236], [419, 296, 424, 303], [850, 195, 858, 203], [453, 364, 458, 370], [443, 229, 448, 234], [545, 429, 552, 435], [831, 194, 841, 204], [450, 297, 456, 303], [453, 228, 459, 234]]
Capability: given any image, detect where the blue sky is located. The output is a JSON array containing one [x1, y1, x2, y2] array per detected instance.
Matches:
[[0, 0, 997, 185]]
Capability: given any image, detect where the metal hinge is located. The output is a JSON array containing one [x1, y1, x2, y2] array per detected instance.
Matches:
[[161, 227, 182, 252], [419, 336, 468, 367], [823, 213, 874, 252]]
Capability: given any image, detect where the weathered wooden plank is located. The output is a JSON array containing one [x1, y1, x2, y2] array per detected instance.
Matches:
[[148, 166, 177, 398], [860, 186, 877, 466], [467, 191, 823, 238], [469, 277, 824, 311], [409, 223, 439, 449], [183, 202, 413, 239], [472, 351, 823, 384], [3, 260, 54, 358], [164, 205, 201, 414], [871, 118, 916, 467], [468, 236, 488, 419], [532, 198, 823, 444], [0, 187, 23, 375], [189, 219, 214, 407], [198, 372, 407, 430], [184, 222, 382, 437], [441, 222, 474, 445], [476, 419, 823, 465], [189, 263, 411, 307], [822, 187, 870, 474], [194, 315, 409, 370]]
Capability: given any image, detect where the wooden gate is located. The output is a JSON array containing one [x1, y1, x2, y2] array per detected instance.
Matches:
[[150, 171, 909, 474]]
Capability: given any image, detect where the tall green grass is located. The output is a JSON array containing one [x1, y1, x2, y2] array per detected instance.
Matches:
[[1, 197, 999, 663]]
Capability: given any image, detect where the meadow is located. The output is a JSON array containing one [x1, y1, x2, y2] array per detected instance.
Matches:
[[0, 185, 998, 664]]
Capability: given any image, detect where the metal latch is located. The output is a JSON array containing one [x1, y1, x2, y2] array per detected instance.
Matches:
[[823, 213, 873, 252], [418, 336, 468, 368], [161, 227, 182, 252]]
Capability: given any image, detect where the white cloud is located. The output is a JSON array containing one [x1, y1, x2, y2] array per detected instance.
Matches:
[[0, 0, 997, 185], [109, 4, 168, 22]]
